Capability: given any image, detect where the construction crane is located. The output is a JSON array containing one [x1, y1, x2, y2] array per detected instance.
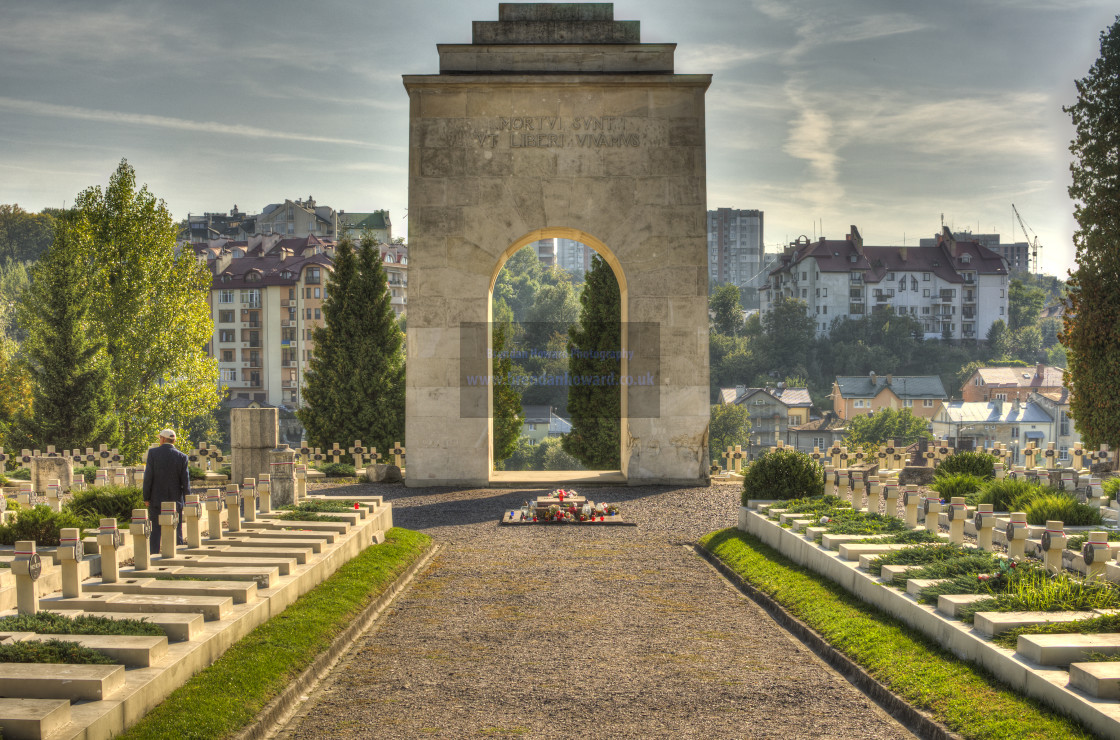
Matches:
[[1011, 203, 1042, 274]]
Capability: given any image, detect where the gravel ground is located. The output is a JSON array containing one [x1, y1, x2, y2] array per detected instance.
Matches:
[[274, 482, 915, 740]]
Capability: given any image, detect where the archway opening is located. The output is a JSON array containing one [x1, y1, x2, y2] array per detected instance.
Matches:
[[487, 228, 627, 483]]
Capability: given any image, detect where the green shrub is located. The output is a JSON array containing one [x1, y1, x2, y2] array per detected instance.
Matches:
[[0, 638, 116, 664], [929, 473, 985, 501], [74, 465, 99, 484], [217, 465, 231, 479], [63, 486, 143, 525], [189, 466, 207, 480], [1103, 477, 1120, 500], [890, 552, 1003, 585], [8, 467, 30, 480], [975, 478, 1046, 512], [741, 449, 823, 503], [816, 511, 910, 538], [936, 451, 997, 479], [994, 612, 1120, 650], [1066, 531, 1120, 551], [0, 505, 87, 546], [0, 611, 164, 636], [314, 463, 356, 478], [1022, 493, 1102, 526], [868, 543, 979, 575], [856, 529, 943, 545]]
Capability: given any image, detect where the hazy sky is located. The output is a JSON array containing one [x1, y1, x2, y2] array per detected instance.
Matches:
[[1, 0, 1115, 276]]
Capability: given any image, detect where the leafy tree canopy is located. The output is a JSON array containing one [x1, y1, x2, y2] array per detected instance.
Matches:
[[843, 407, 932, 449], [710, 284, 744, 336]]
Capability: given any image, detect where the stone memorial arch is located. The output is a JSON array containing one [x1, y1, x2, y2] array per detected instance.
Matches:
[[403, 3, 711, 486]]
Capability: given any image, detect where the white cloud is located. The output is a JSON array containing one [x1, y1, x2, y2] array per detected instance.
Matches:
[[0, 97, 405, 152], [676, 44, 774, 72]]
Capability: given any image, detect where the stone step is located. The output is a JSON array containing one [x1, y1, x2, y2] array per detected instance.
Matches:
[[184, 543, 312, 564], [0, 697, 71, 740], [789, 519, 812, 533], [0, 663, 125, 701], [42, 591, 232, 621], [1070, 661, 1120, 698], [133, 564, 279, 589], [1017, 633, 1120, 666], [973, 610, 1101, 638], [839, 543, 910, 562], [261, 513, 357, 530], [160, 551, 298, 574], [937, 593, 992, 619], [46, 609, 203, 642], [226, 534, 327, 553], [85, 577, 258, 605], [1, 632, 168, 667]]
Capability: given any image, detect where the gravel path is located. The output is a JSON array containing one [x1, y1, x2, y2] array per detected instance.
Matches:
[[275, 482, 915, 739]]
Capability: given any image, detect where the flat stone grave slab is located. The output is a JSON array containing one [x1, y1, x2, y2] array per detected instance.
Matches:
[[149, 554, 295, 576], [234, 526, 338, 543], [878, 564, 921, 581], [42, 592, 232, 621], [1070, 661, 1120, 698], [245, 520, 347, 536], [973, 610, 1101, 637], [184, 543, 313, 564], [906, 578, 948, 597], [820, 533, 895, 550], [0, 632, 168, 667], [85, 577, 258, 605], [133, 564, 279, 589], [46, 608, 203, 642], [0, 697, 71, 740], [222, 536, 324, 554], [0, 663, 125, 701], [839, 543, 910, 562], [937, 593, 991, 619], [1018, 633, 1120, 666]]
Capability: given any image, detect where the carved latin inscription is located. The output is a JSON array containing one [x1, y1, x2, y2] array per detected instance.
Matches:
[[463, 115, 642, 149]]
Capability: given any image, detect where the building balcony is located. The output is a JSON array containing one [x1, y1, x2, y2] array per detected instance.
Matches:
[[282, 380, 297, 389], [281, 299, 292, 307], [241, 300, 261, 309], [242, 360, 262, 369], [849, 303, 866, 315], [244, 320, 261, 328], [243, 340, 262, 348], [281, 320, 292, 328]]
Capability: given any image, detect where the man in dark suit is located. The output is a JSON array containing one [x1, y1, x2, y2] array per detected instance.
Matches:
[[142, 428, 190, 554]]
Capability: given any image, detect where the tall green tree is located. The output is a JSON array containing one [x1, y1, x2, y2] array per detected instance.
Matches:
[[563, 254, 621, 469], [1008, 280, 1046, 331], [492, 299, 523, 464], [298, 234, 405, 456], [986, 319, 1012, 358], [710, 284, 744, 336], [760, 296, 815, 376], [1063, 15, 1120, 448], [0, 205, 54, 262], [18, 213, 118, 450], [65, 160, 218, 460], [843, 407, 932, 448], [709, 403, 751, 463]]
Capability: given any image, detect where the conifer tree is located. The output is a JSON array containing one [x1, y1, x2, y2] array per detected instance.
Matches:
[[298, 234, 405, 456], [492, 299, 523, 464], [563, 254, 621, 469], [1062, 15, 1120, 448], [18, 213, 118, 450]]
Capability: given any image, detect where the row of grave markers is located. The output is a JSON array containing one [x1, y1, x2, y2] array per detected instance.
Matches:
[[8, 470, 329, 615], [713, 438, 1115, 477]]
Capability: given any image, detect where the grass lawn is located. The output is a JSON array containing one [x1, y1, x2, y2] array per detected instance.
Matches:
[[119, 527, 431, 740], [700, 528, 1096, 740]]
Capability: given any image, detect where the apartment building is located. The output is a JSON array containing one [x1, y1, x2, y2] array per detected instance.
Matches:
[[932, 398, 1055, 460], [761, 226, 1010, 339], [719, 385, 812, 451], [258, 196, 339, 238], [708, 208, 764, 302], [197, 234, 408, 407], [919, 231, 1030, 273], [960, 363, 1065, 402]]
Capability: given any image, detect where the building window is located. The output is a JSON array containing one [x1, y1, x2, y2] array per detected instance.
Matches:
[[995, 393, 1007, 401], [220, 349, 234, 362], [923, 399, 934, 407], [999, 306, 1005, 315], [314, 308, 321, 320], [240, 289, 260, 306], [1060, 412, 1070, 436], [923, 273, 930, 281], [903, 399, 913, 407], [1060, 446, 1069, 461], [219, 290, 234, 303], [314, 287, 321, 299], [801, 289, 807, 298], [822, 306, 827, 315], [821, 288, 827, 297], [218, 310, 234, 323], [306, 267, 321, 284], [850, 271, 862, 282], [218, 329, 235, 343], [813, 437, 825, 449], [923, 289, 930, 297], [801, 271, 807, 281], [306, 308, 312, 320], [787, 415, 798, 426], [854, 399, 866, 408], [220, 368, 237, 382]]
